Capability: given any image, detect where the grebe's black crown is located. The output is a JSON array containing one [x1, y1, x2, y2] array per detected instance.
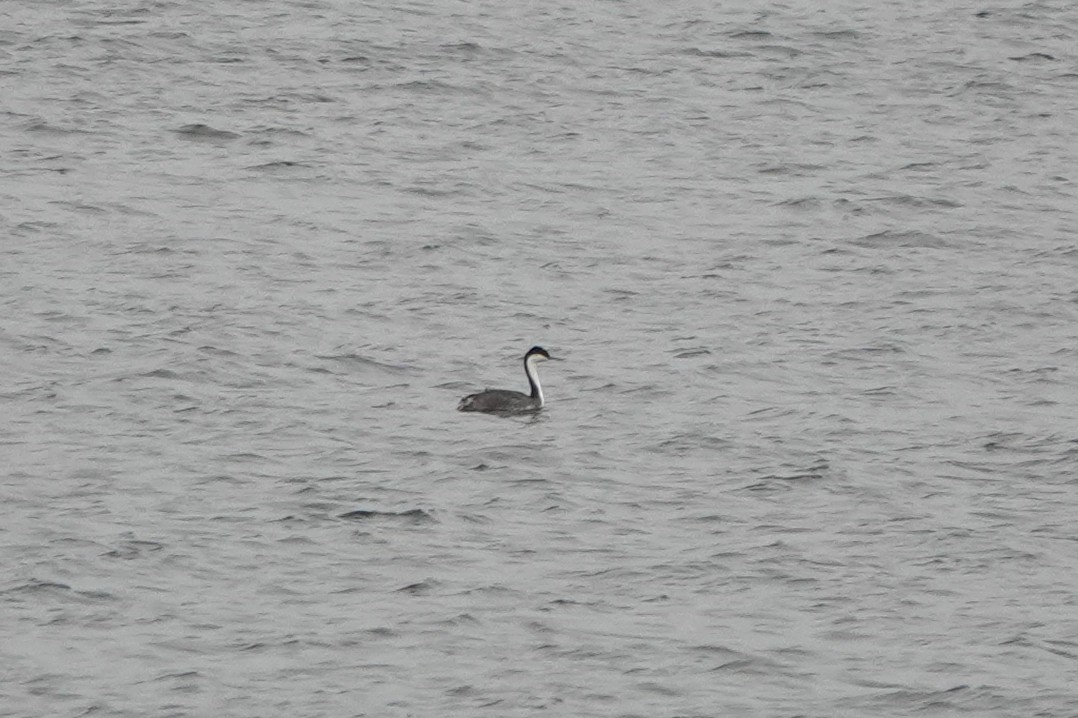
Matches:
[[526, 346, 550, 359]]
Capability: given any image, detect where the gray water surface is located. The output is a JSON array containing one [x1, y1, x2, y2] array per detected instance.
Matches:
[[3, 1, 1078, 716]]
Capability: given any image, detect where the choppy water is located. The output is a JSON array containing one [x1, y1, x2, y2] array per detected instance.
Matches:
[[3, 1, 1078, 715]]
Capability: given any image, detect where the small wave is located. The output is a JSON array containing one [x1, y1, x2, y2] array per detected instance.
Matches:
[[850, 230, 948, 249], [1009, 52, 1056, 62], [174, 123, 240, 141], [338, 508, 434, 524]]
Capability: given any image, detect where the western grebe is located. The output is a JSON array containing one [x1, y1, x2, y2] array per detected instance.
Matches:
[[458, 346, 555, 413]]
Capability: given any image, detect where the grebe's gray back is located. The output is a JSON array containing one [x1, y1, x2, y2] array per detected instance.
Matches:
[[458, 346, 554, 413]]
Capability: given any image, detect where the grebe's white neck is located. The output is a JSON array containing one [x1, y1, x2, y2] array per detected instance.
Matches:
[[524, 353, 544, 406]]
